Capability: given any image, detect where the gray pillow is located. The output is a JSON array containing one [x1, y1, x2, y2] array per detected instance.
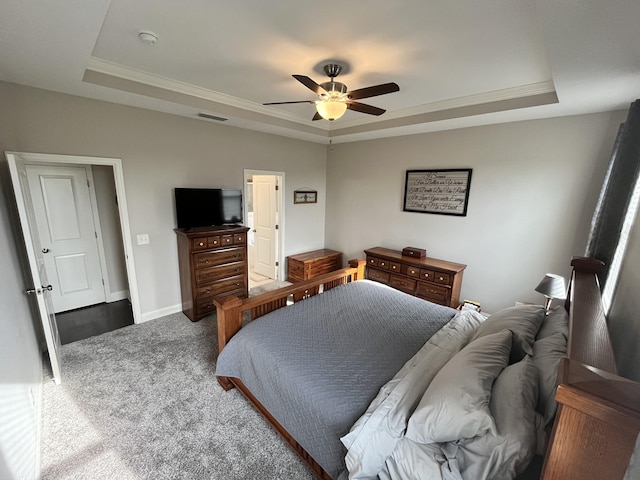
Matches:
[[532, 332, 567, 425], [405, 330, 512, 444], [472, 305, 545, 362], [536, 306, 569, 341], [456, 356, 539, 479]]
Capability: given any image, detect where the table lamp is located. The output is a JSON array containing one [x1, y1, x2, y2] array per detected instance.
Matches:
[[535, 273, 567, 311]]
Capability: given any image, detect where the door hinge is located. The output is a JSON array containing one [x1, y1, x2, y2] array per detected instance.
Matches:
[[275, 261, 279, 267], [87, 179, 90, 188], [102, 278, 105, 285], [95, 231, 98, 239], [275, 224, 279, 230], [275, 185, 279, 191]]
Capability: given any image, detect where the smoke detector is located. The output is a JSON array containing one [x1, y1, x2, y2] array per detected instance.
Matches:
[[138, 31, 158, 46]]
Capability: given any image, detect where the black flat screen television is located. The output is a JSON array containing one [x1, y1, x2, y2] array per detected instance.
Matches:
[[174, 188, 243, 229]]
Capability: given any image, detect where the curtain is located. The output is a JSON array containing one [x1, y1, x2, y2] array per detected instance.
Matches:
[[585, 99, 640, 287]]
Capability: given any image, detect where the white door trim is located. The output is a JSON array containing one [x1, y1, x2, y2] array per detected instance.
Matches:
[[6, 152, 142, 324], [244, 169, 285, 282]]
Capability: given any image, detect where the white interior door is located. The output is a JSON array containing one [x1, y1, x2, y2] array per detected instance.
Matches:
[[7, 154, 62, 383], [26, 165, 105, 313], [253, 175, 277, 278]]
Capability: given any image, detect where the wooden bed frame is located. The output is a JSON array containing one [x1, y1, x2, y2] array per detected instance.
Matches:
[[215, 256, 640, 479]]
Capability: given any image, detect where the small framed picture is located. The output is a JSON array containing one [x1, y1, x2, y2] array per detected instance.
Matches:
[[294, 190, 317, 204]]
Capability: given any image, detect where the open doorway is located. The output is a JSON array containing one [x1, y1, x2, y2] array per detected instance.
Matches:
[[244, 169, 285, 290], [7, 152, 140, 381], [24, 162, 133, 344]]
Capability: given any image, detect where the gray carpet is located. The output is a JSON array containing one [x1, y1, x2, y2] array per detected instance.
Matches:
[[41, 282, 313, 480]]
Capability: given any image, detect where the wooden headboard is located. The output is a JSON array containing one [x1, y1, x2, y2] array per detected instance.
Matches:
[[541, 257, 640, 479]]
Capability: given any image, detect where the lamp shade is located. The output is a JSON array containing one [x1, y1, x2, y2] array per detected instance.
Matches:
[[316, 99, 347, 120], [534, 273, 567, 300]]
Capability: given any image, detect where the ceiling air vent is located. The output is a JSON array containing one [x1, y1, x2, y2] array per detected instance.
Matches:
[[197, 112, 228, 122]]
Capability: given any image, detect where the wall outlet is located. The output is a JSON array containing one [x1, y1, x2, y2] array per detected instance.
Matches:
[[137, 234, 150, 245]]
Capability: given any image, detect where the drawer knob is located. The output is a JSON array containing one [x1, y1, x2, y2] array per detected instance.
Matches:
[[439, 276, 444, 281], [204, 289, 211, 295], [199, 242, 204, 246]]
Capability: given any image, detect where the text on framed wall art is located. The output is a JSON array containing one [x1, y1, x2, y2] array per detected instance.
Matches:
[[403, 169, 473, 217]]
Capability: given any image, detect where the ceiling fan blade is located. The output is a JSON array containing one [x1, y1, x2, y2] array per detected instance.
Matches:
[[293, 75, 327, 95], [346, 82, 399, 100], [263, 100, 315, 105], [312, 112, 323, 121], [346, 101, 386, 116]]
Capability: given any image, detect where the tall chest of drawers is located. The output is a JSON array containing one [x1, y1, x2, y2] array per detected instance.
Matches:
[[364, 247, 466, 308], [175, 226, 249, 321]]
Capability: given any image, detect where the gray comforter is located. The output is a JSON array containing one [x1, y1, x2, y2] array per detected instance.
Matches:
[[215, 279, 457, 478]]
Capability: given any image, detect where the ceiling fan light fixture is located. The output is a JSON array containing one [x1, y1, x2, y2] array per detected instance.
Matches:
[[316, 98, 347, 121]]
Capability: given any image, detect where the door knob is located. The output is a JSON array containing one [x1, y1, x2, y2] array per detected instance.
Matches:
[[42, 285, 53, 291], [25, 288, 38, 295], [42, 248, 49, 253]]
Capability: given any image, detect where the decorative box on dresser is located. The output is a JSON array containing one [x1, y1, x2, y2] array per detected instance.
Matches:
[[287, 249, 343, 283], [175, 225, 249, 321], [364, 247, 466, 308]]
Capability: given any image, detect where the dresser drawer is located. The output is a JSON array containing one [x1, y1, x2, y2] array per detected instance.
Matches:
[[406, 265, 421, 278], [205, 275, 246, 297], [420, 269, 435, 281], [433, 272, 451, 285], [207, 236, 221, 248], [416, 282, 450, 304], [194, 247, 245, 268], [389, 261, 402, 273], [367, 267, 390, 284], [195, 261, 245, 286], [390, 274, 417, 294], [376, 258, 391, 270], [367, 256, 382, 268], [233, 233, 246, 244], [191, 237, 210, 251], [194, 298, 217, 316]]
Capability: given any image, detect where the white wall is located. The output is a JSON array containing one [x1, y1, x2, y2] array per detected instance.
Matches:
[[326, 111, 626, 314], [0, 81, 327, 320], [0, 162, 43, 480], [92, 165, 129, 301]]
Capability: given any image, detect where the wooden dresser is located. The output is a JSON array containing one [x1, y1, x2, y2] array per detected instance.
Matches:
[[175, 225, 249, 321], [287, 249, 343, 283], [364, 247, 466, 308]]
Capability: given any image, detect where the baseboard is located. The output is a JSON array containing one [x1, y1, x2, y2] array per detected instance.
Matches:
[[106, 289, 129, 303], [139, 304, 182, 323]]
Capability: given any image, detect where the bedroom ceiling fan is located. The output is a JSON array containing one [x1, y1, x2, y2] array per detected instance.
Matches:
[[263, 64, 400, 121]]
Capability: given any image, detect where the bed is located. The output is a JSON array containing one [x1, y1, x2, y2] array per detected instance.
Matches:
[[214, 257, 640, 479]]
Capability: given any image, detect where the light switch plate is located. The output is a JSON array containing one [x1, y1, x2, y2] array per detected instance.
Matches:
[[137, 234, 150, 245]]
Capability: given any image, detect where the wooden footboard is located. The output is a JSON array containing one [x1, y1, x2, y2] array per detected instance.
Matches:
[[541, 257, 640, 479], [214, 259, 366, 356]]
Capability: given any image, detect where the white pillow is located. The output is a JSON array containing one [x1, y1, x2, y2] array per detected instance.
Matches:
[[455, 356, 539, 480], [405, 329, 512, 444], [471, 305, 545, 362], [532, 332, 567, 424]]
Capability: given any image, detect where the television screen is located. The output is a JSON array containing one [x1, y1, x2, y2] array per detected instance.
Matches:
[[174, 188, 243, 229]]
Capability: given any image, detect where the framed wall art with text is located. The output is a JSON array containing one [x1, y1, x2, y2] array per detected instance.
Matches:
[[403, 169, 473, 217]]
